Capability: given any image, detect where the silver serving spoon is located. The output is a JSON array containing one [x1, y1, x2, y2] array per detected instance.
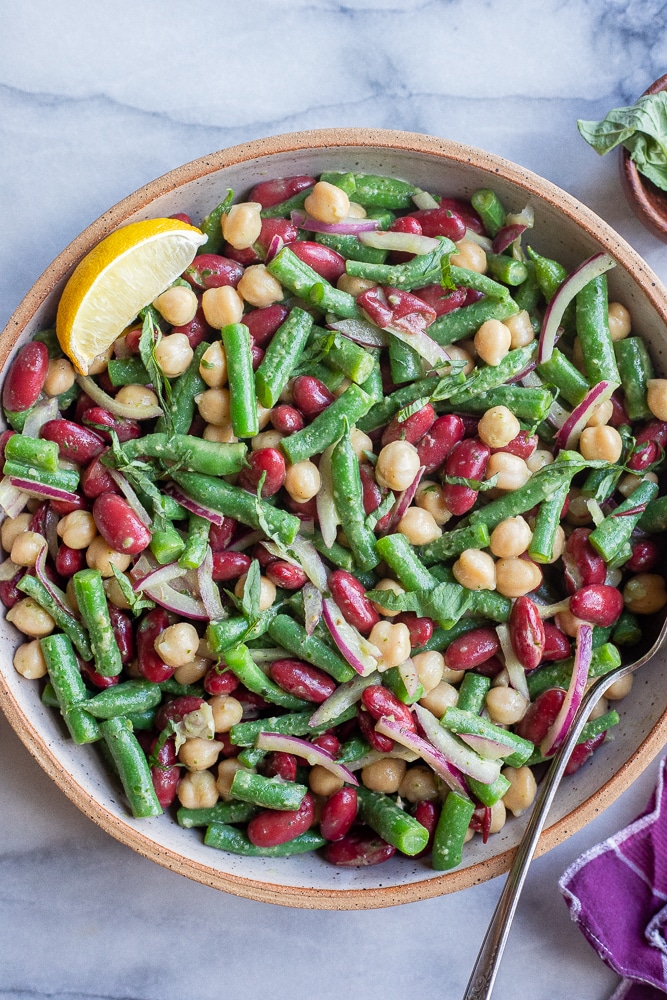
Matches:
[[463, 612, 667, 1000]]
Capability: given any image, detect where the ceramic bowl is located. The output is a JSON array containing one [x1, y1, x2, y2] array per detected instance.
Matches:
[[620, 74, 667, 241], [2, 128, 667, 909]]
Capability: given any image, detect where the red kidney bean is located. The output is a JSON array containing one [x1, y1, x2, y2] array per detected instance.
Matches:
[[416, 414, 465, 474], [183, 253, 244, 290], [284, 495, 319, 521], [55, 544, 86, 577], [515, 687, 566, 744], [80, 659, 120, 689], [628, 538, 661, 573], [28, 501, 49, 536], [569, 585, 624, 627], [414, 799, 440, 857], [492, 430, 538, 460], [289, 241, 346, 283], [208, 517, 237, 551], [263, 751, 298, 782], [2, 341, 49, 412], [265, 560, 308, 590], [82, 452, 123, 501], [609, 390, 630, 428], [237, 447, 286, 497], [223, 242, 261, 266], [395, 612, 434, 648], [243, 304, 290, 346], [438, 197, 484, 234], [411, 206, 466, 241], [149, 734, 180, 808], [247, 792, 315, 847], [93, 494, 151, 555], [172, 303, 212, 349], [320, 787, 358, 842], [413, 284, 468, 317], [269, 659, 336, 703], [257, 217, 299, 253], [312, 733, 340, 756], [361, 685, 416, 731], [442, 438, 491, 516], [82, 407, 141, 443], [249, 175, 316, 208], [358, 707, 395, 752], [328, 569, 379, 635], [211, 550, 252, 582], [324, 828, 396, 866], [541, 623, 571, 662], [51, 494, 89, 515], [236, 685, 271, 714], [628, 420, 667, 472], [41, 419, 105, 464], [203, 664, 240, 696], [473, 654, 505, 678], [359, 464, 386, 516], [292, 375, 335, 419], [137, 609, 174, 683], [381, 403, 436, 447], [155, 695, 206, 731], [271, 404, 304, 434], [564, 528, 606, 593], [469, 805, 492, 843], [509, 596, 545, 671], [390, 215, 422, 235], [123, 327, 142, 354], [251, 342, 265, 370], [251, 542, 276, 570], [0, 429, 16, 462], [171, 212, 192, 225], [564, 731, 606, 775], [108, 604, 135, 666], [0, 571, 24, 609], [445, 627, 500, 672], [74, 392, 96, 423]]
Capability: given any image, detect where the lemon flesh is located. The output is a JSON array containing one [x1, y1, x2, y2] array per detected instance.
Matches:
[[56, 218, 207, 374]]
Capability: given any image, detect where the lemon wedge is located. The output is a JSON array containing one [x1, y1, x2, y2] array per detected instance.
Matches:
[[56, 218, 207, 374]]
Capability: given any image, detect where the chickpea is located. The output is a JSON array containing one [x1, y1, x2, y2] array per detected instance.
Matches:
[[234, 572, 276, 612], [398, 765, 438, 803], [397, 506, 442, 545], [477, 406, 520, 449], [237, 264, 283, 308], [10, 531, 47, 568], [115, 384, 159, 409], [453, 548, 496, 591], [485, 452, 531, 491], [484, 799, 505, 834], [368, 620, 411, 670], [221, 201, 263, 249], [556, 608, 587, 638], [618, 471, 658, 498], [201, 285, 244, 329], [441, 666, 465, 685], [337, 274, 377, 296], [587, 694, 608, 721], [504, 309, 535, 349], [208, 694, 244, 732], [6, 597, 55, 638], [57, 510, 97, 549], [179, 736, 224, 771], [412, 650, 444, 695], [474, 319, 512, 367], [349, 427, 373, 461], [623, 574, 667, 615], [196, 387, 231, 426], [198, 340, 228, 388], [495, 556, 542, 598], [13, 639, 48, 679], [87, 344, 114, 375], [43, 357, 75, 397], [1, 513, 32, 552], [606, 674, 634, 700], [154, 333, 194, 378], [309, 765, 344, 797], [153, 284, 198, 327], [607, 301, 632, 341], [526, 448, 554, 474], [566, 488, 593, 527], [251, 429, 284, 451], [419, 680, 458, 716], [86, 536, 132, 577], [174, 656, 210, 685], [154, 622, 200, 668], [370, 578, 405, 618], [361, 757, 407, 794], [177, 770, 219, 809], [445, 345, 475, 375], [491, 667, 510, 688], [347, 202, 366, 218], [216, 758, 249, 800], [415, 480, 452, 526], [375, 440, 420, 492], [284, 460, 321, 502], [486, 687, 529, 726], [450, 238, 487, 273], [579, 425, 623, 464], [490, 516, 532, 558], [103, 574, 132, 610], [586, 399, 614, 428], [502, 765, 537, 817], [304, 181, 350, 224], [646, 379, 667, 421]]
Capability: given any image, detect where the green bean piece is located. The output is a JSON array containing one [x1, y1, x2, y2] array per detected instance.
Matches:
[[198, 194, 232, 253], [589, 479, 659, 563], [204, 823, 326, 856], [365, 207, 396, 229], [119, 433, 247, 477], [171, 471, 300, 545], [220, 323, 259, 438], [177, 801, 258, 828], [526, 246, 568, 302], [309, 327, 376, 385], [206, 612, 276, 656], [428, 297, 520, 346], [4, 407, 33, 432], [447, 345, 537, 406], [155, 340, 208, 435], [357, 376, 445, 433], [442, 385, 554, 423], [40, 634, 100, 745], [431, 791, 476, 870], [337, 736, 370, 764], [466, 589, 512, 622], [331, 429, 380, 572], [412, 619, 486, 654], [3, 460, 80, 493], [528, 481, 570, 564], [358, 348, 383, 401], [304, 363, 347, 393], [468, 456, 588, 530], [267, 615, 355, 683], [612, 610, 642, 647], [281, 384, 373, 465], [344, 237, 456, 291], [99, 717, 162, 818], [388, 333, 422, 384], [309, 529, 356, 571], [84, 680, 163, 720], [4, 435, 60, 473], [614, 337, 654, 421], [418, 523, 490, 566], [526, 710, 620, 766], [17, 574, 92, 661], [41, 681, 59, 708], [229, 770, 308, 811], [260, 189, 312, 219], [485, 253, 528, 286], [575, 274, 621, 387], [73, 569, 123, 677], [527, 642, 621, 699], [149, 521, 185, 565], [441, 707, 534, 767], [267, 247, 358, 318], [382, 667, 424, 705], [224, 643, 309, 710], [107, 357, 151, 386], [319, 171, 419, 209], [456, 673, 491, 714], [356, 787, 429, 856], [56, 381, 79, 411], [255, 307, 313, 407], [536, 349, 589, 406], [470, 189, 506, 237], [466, 773, 512, 808], [126, 708, 157, 731], [33, 328, 63, 358], [592, 626, 614, 649], [237, 747, 266, 768], [229, 704, 357, 748], [178, 513, 211, 569], [374, 534, 437, 591], [159, 678, 206, 697], [640, 496, 667, 534], [314, 231, 387, 264]]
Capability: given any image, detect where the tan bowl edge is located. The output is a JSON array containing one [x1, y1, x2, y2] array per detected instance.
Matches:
[[2, 127, 667, 908]]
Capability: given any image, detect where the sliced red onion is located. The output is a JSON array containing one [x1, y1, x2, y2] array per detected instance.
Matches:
[[166, 486, 227, 527], [134, 562, 186, 592], [411, 190, 439, 210], [227, 529, 263, 552], [328, 317, 389, 347], [496, 623, 529, 700], [8, 477, 80, 505], [142, 580, 209, 619], [76, 375, 163, 420], [385, 324, 451, 369], [397, 657, 419, 698], [554, 381, 617, 452], [459, 733, 513, 761], [290, 209, 379, 235], [521, 370, 571, 428], [198, 546, 226, 622], [0, 476, 29, 518], [537, 252, 616, 364], [316, 444, 339, 550], [359, 231, 440, 255], [307, 671, 379, 728], [22, 396, 60, 438], [375, 716, 470, 797], [302, 581, 323, 636], [265, 234, 284, 263], [540, 623, 593, 757], [322, 597, 380, 676], [262, 539, 300, 567], [289, 535, 328, 592], [44, 504, 60, 561], [492, 223, 528, 255], [347, 747, 419, 771], [108, 469, 152, 527], [34, 545, 72, 616], [414, 705, 502, 785], [0, 557, 20, 582], [463, 228, 493, 250], [255, 732, 359, 785], [382, 464, 426, 536]]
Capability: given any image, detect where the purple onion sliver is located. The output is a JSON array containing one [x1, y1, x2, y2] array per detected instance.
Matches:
[[554, 380, 616, 452], [541, 623, 593, 757], [290, 209, 379, 235], [375, 716, 470, 797], [255, 732, 359, 785], [265, 234, 284, 264], [34, 545, 71, 616], [538, 252, 616, 365], [8, 477, 80, 505], [491, 223, 528, 254], [166, 486, 227, 527]]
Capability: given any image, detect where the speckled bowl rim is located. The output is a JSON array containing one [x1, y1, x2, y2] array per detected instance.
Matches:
[[2, 127, 667, 909]]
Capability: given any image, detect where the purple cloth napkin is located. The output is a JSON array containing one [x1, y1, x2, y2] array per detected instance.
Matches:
[[560, 757, 667, 999]]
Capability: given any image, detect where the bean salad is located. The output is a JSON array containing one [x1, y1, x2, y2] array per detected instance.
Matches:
[[2, 169, 667, 870]]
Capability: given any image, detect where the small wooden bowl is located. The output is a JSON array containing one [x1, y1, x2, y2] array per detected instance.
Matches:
[[620, 74, 667, 241]]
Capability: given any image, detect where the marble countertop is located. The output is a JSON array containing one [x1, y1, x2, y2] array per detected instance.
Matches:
[[2, 3, 667, 998]]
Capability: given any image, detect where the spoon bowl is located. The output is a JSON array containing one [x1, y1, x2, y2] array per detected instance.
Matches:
[[620, 74, 667, 242]]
